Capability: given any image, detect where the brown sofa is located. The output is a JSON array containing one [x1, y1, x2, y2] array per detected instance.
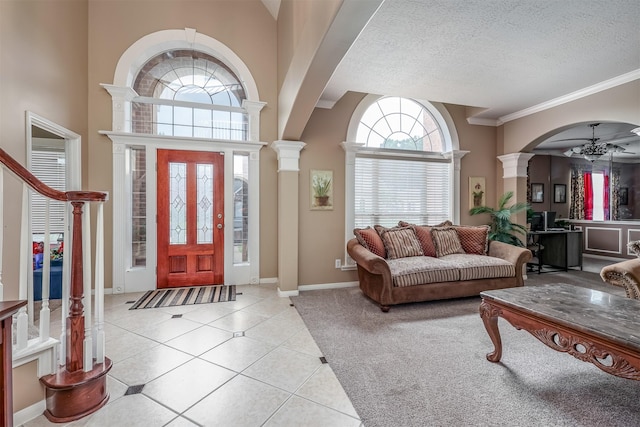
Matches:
[[347, 238, 532, 311]]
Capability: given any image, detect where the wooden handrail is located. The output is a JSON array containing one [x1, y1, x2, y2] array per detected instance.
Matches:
[[0, 149, 107, 202]]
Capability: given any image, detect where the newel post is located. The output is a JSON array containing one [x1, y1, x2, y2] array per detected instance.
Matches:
[[67, 201, 85, 372]]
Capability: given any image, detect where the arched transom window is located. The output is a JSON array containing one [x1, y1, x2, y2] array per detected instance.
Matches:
[[132, 50, 247, 140], [356, 97, 444, 152]]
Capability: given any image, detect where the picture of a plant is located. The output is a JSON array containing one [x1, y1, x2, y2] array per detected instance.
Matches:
[[313, 174, 331, 197], [311, 170, 333, 210]]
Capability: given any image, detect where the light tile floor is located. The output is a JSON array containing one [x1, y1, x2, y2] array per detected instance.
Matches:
[[22, 283, 362, 427]]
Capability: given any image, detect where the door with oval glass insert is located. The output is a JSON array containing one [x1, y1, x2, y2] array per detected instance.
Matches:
[[157, 150, 224, 288]]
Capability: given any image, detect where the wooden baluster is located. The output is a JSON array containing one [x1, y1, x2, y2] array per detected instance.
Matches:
[[82, 203, 93, 371], [40, 199, 51, 342], [66, 201, 84, 372], [16, 185, 29, 351], [94, 203, 105, 364]]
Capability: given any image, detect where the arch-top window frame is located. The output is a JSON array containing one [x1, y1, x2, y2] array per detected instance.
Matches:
[[131, 49, 248, 140], [102, 28, 266, 294], [342, 95, 464, 266], [356, 96, 446, 152]]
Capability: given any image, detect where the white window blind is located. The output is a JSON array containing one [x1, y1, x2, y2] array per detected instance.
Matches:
[[354, 155, 450, 228], [31, 149, 66, 234]]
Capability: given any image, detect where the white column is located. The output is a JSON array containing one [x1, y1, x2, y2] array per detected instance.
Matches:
[[243, 100, 267, 143], [94, 203, 106, 364], [444, 150, 470, 224], [100, 85, 137, 133], [112, 143, 127, 293], [340, 142, 364, 266], [82, 203, 93, 371], [270, 140, 306, 296]]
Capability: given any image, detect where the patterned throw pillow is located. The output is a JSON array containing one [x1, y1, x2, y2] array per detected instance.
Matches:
[[431, 227, 465, 257], [375, 225, 424, 259], [354, 227, 386, 258], [628, 240, 640, 257], [454, 225, 490, 255], [397, 220, 453, 257]]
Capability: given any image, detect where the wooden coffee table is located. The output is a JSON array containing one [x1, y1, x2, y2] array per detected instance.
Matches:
[[479, 283, 640, 380]]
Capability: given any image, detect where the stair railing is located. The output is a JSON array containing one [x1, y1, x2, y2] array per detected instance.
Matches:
[[0, 148, 110, 422]]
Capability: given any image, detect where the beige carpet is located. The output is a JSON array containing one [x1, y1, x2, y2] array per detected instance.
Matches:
[[292, 271, 639, 427]]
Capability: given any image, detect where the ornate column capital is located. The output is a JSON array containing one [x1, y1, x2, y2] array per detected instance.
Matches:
[[270, 140, 306, 172], [498, 153, 535, 178]]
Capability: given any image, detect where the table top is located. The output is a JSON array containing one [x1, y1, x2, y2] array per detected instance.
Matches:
[[481, 284, 640, 352]]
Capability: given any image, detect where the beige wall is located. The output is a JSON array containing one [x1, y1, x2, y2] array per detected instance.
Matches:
[[1, 0, 89, 300], [87, 0, 280, 281], [1, 0, 89, 412]]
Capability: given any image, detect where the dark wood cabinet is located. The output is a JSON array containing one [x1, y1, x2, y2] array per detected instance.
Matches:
[[528, 230, 583, 273]]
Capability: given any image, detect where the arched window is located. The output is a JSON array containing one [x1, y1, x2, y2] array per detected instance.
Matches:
[[356, 97, 444, 152], [132, 50, 248, 140], [344, 96, 459, 256]]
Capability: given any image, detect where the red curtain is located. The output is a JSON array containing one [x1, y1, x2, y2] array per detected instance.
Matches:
[[604, 174, 610, 220], [584, 172, 593, 220]]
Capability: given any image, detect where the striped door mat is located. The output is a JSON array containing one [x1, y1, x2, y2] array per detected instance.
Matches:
[[129, 285, 236, 310]]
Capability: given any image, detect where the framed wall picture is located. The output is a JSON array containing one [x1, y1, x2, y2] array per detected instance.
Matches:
[[553, 184, 566, 203], [469, 176, 486, 208], [531, 183, 544, 203], [620, 187, 629, 205], [310, 169, 333, 210]]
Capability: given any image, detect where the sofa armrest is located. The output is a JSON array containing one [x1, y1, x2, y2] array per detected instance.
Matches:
[[488, 240, 532, 265], [600, 259, 640, 299], [346, 238, 391, 275], [488, 241, 532, 285]]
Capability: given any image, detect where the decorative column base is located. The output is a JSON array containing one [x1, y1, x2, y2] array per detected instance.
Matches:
[[39, 358, 112, 423]]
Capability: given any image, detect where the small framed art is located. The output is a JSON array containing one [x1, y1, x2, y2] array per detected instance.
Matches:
[[531, 183, 544, 203], [310, 170, 333, 210], [553, 184, 566, 203]]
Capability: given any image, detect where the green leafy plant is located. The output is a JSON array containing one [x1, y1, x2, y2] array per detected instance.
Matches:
[[469, 191, 529, 247]]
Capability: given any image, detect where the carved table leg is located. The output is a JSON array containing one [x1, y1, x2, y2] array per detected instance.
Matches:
[[479, 300, 502, 362]]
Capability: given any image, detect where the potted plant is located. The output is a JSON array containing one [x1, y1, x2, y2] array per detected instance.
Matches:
[[469, 191, 529, 247], [312, 174, 332, 207]]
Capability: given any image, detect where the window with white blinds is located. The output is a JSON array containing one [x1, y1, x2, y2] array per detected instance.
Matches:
[[354, 155, 451, 228], [31, 149, 66, 234]]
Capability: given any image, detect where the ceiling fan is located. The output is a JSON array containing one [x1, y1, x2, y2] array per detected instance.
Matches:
[[561, 123, 631, 161]]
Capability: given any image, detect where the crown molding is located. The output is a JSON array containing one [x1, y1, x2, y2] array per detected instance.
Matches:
[[466, 117, 499, 127], [498, 69, 640, 125]]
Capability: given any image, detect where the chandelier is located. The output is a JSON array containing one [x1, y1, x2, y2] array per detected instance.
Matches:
[[563, 123, 610, 162]]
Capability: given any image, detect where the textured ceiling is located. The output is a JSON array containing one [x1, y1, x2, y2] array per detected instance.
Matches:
[[320, 0, 640, 123]]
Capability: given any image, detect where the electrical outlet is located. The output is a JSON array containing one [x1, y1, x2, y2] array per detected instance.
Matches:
[[335, 259, 342, 269]]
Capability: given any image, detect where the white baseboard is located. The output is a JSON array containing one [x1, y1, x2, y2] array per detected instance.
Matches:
[[260, 277, 278, 285], [277, 287, 299, 297], [298, 281, 359, 292], [14, 399, 46, 426]]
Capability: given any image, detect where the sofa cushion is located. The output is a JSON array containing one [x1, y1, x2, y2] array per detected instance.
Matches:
[[376, 225, 424, 259], [440, 254, 515, 280], [432, 227, 465, 257], [398, 221, 452, 257], [387, 256, 460, 287], [354, 227, 386, 258], [412, 225, 437, 257], [454, 225, 490, 255]]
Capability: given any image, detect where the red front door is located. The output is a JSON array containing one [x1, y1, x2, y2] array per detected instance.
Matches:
[[157, 149, 224, 288]]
